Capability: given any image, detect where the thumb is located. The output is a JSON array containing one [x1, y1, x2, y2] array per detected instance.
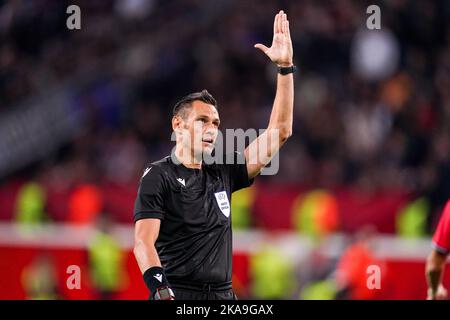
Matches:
[[254, 43, 269, 54]]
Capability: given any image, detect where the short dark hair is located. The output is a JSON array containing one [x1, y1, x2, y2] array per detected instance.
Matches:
[[172, 89, 218, 119]]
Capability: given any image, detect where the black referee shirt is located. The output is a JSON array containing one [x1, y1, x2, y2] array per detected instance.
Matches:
[[133, 151, 253, 285]]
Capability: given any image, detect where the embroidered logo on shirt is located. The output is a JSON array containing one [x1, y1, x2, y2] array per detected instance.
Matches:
[[142, 167, 152, 178]]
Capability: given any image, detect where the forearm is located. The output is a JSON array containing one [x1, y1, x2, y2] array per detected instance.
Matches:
[[246, 9, 294, 178], [134, 239, 162, 274], [426, 250, 447, 296], [268, 73, 294, 141], [134, 238, 174, 299], [427, 268, 443, 295]]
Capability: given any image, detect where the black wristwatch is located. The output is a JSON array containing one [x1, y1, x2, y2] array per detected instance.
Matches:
[[154, 286, 175, 300], [277, 65, 297, 75]]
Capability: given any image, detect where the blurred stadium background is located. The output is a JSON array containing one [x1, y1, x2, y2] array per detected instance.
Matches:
[[0, 0, 449, 299]]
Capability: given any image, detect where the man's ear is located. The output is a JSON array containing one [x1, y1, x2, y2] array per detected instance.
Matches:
[[172, 116, 182, 133]]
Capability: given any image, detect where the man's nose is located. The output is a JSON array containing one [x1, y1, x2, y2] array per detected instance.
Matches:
[[203, 123, 215, 132], [204, 127, 216, 137]]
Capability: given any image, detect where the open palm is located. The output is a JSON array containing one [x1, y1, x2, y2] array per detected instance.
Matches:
[[255, 10, 293, 67]]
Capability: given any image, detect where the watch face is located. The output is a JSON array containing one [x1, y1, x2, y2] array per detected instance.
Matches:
[[158, 288, 171, 299]]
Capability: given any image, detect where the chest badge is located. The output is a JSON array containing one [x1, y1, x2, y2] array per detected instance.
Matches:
[[214, 191, 230, 218]]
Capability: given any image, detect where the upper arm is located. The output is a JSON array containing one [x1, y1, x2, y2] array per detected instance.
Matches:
[[134, 166, 166, 222], [245, 128, 285, 179], [132, 166, 166, 271]]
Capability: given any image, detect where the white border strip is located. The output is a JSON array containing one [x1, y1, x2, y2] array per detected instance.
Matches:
[[0, 223, 434, 260]]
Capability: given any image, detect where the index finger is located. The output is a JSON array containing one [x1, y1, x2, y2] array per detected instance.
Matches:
[[273, 12, 279, 34]]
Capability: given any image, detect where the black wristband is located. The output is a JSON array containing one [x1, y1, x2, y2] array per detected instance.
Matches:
[[277, 65, 297, 75], [143, 266, 171, 297]]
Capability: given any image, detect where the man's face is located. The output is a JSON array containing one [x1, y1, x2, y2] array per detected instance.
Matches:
[[173, 100, 220, 158]]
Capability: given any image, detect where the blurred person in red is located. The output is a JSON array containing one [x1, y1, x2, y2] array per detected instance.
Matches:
[[426, 199, 450, 300], [68, 184, 103, 225], [335, 226, 382, 300]]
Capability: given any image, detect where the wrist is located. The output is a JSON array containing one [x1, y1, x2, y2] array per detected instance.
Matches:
[[277, 62, 294, 67], [428, 288, 436, 297], [143, 266, 173, 299], [277, 64, 297, 75]]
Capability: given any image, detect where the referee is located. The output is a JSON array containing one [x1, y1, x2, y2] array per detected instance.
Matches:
[[133, 10, 295, 300]]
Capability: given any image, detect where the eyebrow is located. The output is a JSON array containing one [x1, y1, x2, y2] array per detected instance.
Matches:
[[196, 115, 220, 124]]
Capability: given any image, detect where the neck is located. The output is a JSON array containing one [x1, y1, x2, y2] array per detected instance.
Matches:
[[174, 145, 202, 169]]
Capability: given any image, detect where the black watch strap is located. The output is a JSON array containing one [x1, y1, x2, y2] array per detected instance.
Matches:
[[277, 65, 297, 75]]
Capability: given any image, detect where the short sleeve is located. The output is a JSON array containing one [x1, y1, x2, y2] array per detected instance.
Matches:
[[133, 166, 166, 222], [223, 151, 254, 193], [432, 200, 450, 255]]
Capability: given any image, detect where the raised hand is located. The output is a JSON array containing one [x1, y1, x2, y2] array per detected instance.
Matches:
[[254, 10, 293, 67]]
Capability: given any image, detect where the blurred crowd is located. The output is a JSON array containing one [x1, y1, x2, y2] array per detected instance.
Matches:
[[0, 0, 449, 229]]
